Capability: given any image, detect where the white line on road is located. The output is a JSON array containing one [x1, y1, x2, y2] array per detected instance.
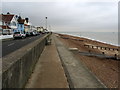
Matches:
[[8, 43, 14, 46]]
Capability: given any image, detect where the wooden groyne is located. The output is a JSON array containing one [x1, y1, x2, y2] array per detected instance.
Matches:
[[58, 35, 119, 52], [84, 44, 119, 51]]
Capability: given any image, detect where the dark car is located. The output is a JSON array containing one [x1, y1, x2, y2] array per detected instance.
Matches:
[[26, 32, 31, 37], [30, 32, 37, 36]]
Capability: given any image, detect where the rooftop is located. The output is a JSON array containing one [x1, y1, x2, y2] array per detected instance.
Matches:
[[1, 14, 14, 23]]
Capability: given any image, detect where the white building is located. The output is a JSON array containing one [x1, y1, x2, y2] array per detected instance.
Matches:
[[0, 13, 18, 34], [24, 18, 33, 32], [37, 27, 44, 32]]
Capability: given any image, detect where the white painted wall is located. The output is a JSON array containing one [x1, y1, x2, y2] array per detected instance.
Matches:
[[0, 21, 2, 25], [10, 15, 17, 29]]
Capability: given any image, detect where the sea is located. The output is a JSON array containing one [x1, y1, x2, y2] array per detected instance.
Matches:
[[57, 32, 119, 46]]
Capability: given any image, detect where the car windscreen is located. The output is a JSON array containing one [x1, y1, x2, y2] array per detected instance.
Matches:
[[14, 32, 20, 34]]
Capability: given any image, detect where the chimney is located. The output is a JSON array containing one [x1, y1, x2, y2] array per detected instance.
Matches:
[[16, 15, 18, 18], [25, 18, 29, 23], [7, 12, 10, 14]]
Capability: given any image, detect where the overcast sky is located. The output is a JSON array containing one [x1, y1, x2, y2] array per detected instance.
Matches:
[[1, 0, 118, 32]]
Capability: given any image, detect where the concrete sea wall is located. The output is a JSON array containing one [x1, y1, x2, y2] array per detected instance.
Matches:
[[2, 34, 51, 88]]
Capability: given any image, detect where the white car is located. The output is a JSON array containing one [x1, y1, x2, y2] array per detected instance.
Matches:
[[13, 32, 26, 39]]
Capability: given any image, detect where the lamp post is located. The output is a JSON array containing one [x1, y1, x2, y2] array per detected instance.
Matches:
[[45, 17, 47, 30], [49, 25, 51, 32], [2, 21, 3, 35]]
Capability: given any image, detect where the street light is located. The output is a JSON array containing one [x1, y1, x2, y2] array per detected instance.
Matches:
[[45, 17, 47, 30], [49, 25, 51, 32]]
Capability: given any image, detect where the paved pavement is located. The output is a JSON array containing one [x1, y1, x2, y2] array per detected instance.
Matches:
[[54, 34, 106, 88], [25, 34, 69, 88], [2, 34, 45, 57], [25, 34, 106, 88]]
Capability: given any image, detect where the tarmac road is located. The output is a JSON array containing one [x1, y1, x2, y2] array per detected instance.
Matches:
[[2, 34, 45, 57]]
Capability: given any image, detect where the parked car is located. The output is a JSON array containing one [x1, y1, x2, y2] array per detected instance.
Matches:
[[41, 31, 45, 34], [13, 32, 26, 39], [45, 31, 49, 34], [34, 31, 38, 35], [26, 32, 31, 37], [30, 31, 37, 36]]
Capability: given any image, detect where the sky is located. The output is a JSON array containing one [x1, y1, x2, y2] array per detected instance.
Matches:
[[1, 0, 119, 32]]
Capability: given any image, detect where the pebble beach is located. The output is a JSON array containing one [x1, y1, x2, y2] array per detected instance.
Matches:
[[56, 33, 119, 88]]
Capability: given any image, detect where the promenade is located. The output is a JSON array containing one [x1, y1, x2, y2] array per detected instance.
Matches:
[[25, 34, 69, 88], [25, 34, 105, 88]]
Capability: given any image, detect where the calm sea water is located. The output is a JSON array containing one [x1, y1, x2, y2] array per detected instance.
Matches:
[[58, 32, 119, 46]]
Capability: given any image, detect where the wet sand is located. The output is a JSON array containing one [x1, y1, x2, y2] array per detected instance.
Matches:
[[56, 33, 119, 88]]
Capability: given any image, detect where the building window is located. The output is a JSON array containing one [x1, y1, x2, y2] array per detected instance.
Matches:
[[21, 24, 22, 28], [12, 22, 16, 26]]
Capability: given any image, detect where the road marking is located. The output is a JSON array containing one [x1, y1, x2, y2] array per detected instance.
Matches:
[[8, 43, 14, 46]]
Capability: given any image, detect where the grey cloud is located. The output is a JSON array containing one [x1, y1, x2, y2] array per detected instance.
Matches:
[[2, 2, 118, 32]]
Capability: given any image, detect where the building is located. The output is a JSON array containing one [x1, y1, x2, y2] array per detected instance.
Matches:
[[0, 25, 11, 35], [0, 12, 18, 35], [37, 27, 44, 33], [31, 26, 37, 32], [24, 18, 32, 32], [17, 16, 25, 33]]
